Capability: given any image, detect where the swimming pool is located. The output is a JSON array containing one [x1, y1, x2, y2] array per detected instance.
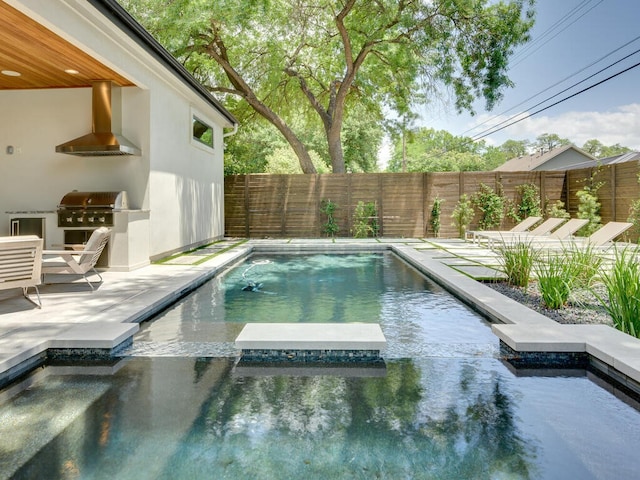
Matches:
[[1, 252, 639, 479]]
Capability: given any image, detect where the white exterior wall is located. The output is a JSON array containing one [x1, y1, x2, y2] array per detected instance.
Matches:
[[2, 0, 232, 266], [147, 85, 226, 259]]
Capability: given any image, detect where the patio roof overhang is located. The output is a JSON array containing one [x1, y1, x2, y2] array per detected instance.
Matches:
[[0, 1, 134, 90], [0, 0, 237, 126]]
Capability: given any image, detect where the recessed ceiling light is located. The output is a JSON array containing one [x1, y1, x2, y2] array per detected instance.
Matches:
[[1, 70, 21, 77], [65, 69, 80, 75]]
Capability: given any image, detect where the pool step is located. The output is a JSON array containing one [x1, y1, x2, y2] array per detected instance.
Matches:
[[235, 323, 387, 363]]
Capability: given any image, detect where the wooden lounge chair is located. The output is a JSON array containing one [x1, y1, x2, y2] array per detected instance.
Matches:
[[0, 235, 43, 307], [467, 216, 542, 243], [42, 227, 111, 290]]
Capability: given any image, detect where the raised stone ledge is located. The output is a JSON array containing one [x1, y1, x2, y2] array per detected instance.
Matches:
[[235, 323, 387, 362]]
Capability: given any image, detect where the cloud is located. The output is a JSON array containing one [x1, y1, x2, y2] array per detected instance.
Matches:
[[504, 103, 640, 149]]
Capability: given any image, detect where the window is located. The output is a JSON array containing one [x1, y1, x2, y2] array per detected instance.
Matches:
[[192, 116, 213, 148]]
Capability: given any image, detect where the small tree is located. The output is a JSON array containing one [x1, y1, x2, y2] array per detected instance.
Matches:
[[352, 201, 379, 238], [320, 199, 339, 237], [451, 194, 474, 239], [546, 199, 570, 219], [472, 183, 505, 230], [430, 197, 444, 237], [514, 183, 542, 221]]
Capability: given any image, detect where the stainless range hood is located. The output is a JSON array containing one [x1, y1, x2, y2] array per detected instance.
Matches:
[[56, 81, 141, 157]]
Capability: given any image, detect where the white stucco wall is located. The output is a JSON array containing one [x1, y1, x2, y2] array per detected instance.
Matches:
[[147, 84, 226, 258], [3, 0, 233, 265]]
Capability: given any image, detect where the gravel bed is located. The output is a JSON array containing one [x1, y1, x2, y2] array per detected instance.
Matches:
[[486, 281, 613, 327]]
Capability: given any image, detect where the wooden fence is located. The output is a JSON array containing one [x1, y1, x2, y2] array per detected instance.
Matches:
[[224, 162, 640, 238]]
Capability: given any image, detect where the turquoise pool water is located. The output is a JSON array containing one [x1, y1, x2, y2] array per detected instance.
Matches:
[[1, 253, 640, 479]]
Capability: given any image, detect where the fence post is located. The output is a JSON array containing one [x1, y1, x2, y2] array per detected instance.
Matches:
[[611, 165, 617, 221], [244, 175, 250, 238]]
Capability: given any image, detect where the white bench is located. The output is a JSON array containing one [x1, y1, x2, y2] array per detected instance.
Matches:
[[0, 235, 43, 307], [236, 323, 387, 362]]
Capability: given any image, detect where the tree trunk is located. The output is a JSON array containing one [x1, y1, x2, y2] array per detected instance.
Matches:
[[327, 122, 346, 173], [270, 116, 317, 174]]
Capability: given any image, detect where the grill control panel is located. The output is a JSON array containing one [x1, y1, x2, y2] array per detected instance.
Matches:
[[57, 210, 113, 227]]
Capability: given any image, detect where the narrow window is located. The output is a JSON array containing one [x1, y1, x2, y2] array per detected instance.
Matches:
[[192, 116, 213, 148]]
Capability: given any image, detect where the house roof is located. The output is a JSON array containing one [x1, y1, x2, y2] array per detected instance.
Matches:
[[494, 144, 597, 171], [599, 151, 640, 165], [539, 150, 640, 171]]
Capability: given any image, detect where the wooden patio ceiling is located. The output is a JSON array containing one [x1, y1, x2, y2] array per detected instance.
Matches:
[[0, 1, 133, 90]]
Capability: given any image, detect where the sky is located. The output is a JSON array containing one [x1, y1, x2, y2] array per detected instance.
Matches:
[[412, 0, 640, 152]]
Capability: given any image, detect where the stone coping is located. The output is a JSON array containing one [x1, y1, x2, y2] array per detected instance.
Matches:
[[390, 243, 640, 387], [235, 323, 387, 351]]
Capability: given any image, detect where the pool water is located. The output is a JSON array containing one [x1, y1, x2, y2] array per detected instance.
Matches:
[[1, 253, 640, 479]]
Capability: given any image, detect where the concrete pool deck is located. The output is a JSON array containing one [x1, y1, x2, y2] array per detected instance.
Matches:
[[1, 237, 640, 393]]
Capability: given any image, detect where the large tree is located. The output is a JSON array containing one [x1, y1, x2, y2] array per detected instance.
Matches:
[[121, 0, 535, 173]]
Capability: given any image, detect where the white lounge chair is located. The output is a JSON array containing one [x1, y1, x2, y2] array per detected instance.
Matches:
[[0, 235, 43, 307], [467, 216, 542, 243], [474, 217, 566, 247], [533, 221, 633, 250], [42, 227, 111, 290]]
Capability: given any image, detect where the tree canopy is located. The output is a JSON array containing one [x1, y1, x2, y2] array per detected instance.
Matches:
[[385, 129, 636, 173], [120, 0, 535, 173]]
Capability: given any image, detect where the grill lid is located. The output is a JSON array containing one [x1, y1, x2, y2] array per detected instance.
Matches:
[[58, 191, 128, 210]]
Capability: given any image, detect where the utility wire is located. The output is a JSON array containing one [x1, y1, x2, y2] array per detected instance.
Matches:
[[459, 34, 640, 138], [391, 48, 640, 168], [511, 0, 604, 66], [471, 59, 640, 141], [468, 46, 640, 141]]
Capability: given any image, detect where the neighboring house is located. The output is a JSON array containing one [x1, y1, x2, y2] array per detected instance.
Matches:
[[494, 145, 597, 172], [0, 0, 237, 270]]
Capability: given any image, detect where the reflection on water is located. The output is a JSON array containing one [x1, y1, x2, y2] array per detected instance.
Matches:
[[4, 357, 640, 479]]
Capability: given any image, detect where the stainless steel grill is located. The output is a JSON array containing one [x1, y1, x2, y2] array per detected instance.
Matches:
[[57, 191, 128, 227]]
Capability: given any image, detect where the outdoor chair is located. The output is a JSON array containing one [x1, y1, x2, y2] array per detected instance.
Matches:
[[467, 216, 542, 243], [0, 235, 43, 307], [530, 221, 633, 250], [473, 217, 566, 247], [41, 227, 111, 290]]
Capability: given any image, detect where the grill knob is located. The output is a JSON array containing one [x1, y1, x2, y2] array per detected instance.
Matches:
[[66, 217, 73, 223], [99, 217, 106, 223], [88, 217, 95, 223]]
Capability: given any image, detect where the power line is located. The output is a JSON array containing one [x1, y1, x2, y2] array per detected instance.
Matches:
[[459, 34, 640, 138], [510, 0, 604, 66], [470, 59, 640, 141], [468, 46, 640, 141]]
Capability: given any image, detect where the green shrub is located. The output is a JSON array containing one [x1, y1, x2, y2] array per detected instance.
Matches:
[[451, 194, 474, 239], [626, 173, 640, 242], [498, 241, 538, 289], [563, 243, 603, 288], [576, 186, 602, 236], [594, 246, 640, 337], [576, 170, 604, 236], [352, 201, 379, 238], [534, 252, 578, 309], [430, 197, 444, 237], [514, 183, 542, 221], [545, 199, 570, 219], [320, 199, 339, 237], [472, 183, 505, 230], [627, 198, 640, 242]]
